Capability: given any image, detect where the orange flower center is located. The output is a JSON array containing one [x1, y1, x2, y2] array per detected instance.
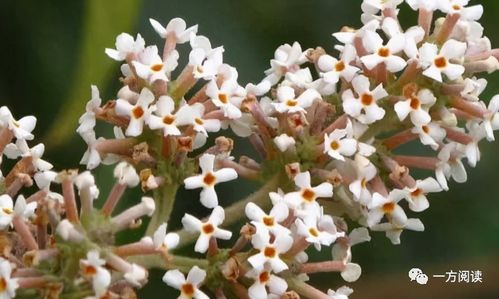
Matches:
[[195, 118, 204, 125], [422, 125, 430, 134], [335, 61, 345, 72], [330, 140, 340, 150], [203, 172, 216, 186], [150, 64, 163, 72], [378, 47, 390, 58], [0, 278, 7, 292], [163, 115, 175, 125], [264, 246, 277, 258], [383, 202, 395, 214], [411, 188, 423, 197], [301, 188, 316, 202], [132, 106, 145, 119], [202, 223, 215, 235], [286, 99, 298, 107], [218, 93, 229, 104], [410, 97, 421, 110], [259, 271, 270, 283], [361, 93, 374, 106], [309, 227, 319, 237], [83, 265, 97, 277], [181, 283, 195, 296], [2, 208, 12, 215], [263, 216, 275, 227], [434, 57, 447, 69]]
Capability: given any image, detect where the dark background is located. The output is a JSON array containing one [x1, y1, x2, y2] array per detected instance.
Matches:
[[1, 0, 498, 298]]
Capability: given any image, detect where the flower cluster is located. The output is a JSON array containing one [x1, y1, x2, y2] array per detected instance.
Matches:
[[0, 0, 498, 298]]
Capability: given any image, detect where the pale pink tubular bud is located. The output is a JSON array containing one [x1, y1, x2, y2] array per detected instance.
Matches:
[[56, 220, 84, 242], [111, 197, 155, 231]]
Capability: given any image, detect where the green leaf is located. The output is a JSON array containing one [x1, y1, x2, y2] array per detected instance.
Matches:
[[44, 0, 142, 147]]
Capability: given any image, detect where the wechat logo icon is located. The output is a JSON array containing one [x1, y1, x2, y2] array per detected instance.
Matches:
[[409, 268, 428, 285]]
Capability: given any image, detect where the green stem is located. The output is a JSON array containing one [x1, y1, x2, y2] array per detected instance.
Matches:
[[174, 175, 283, 249], [129, 254, 208, 272], [145, 183, 179, 236]]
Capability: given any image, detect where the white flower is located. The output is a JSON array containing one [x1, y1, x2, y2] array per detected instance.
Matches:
[[246, 265, 288, 299], [181, 206, 232, 253], [273, 134, 296, 152], [80, 250, 111, 296], [14, 195, 37, 221], [349, 155, 377, 205], [345, 119, 376, 156], [4, 139, 53, 171], [361, 0, 403, 24], [381, 17, 425, 59], [317, 45, 360, 84], [149, 18, 198, 43], [264, 42, 307, 85], [482, 94, 499, 141], [115, 87, 155, 137], [0, 258, 18, 299], [411, 123, 447, 150], [248, 230, 293, 273], [245, 202, 290, 236], [438, 0, 483, 21], [124, 264, 147, 287], [398, 177, 443, 212], [177, 103, 220, 137], [371, 218, 424, 245], [113, 162, 140, 187], [406, 0, 439, 11], [79, 131, 103, 170], [183, 154, 238, 208], [189, 47, 223, 80], [394, 89, 436, 126], [206, 80, 243, 119], [461, 78, 487, 102], [272, 86, 320, 114], [147, 96, 193, 136], [163, 266, 209, 299], [366, 192, 407, 227], [284, 171, 333, 209], [463, 122, 484, 167], [152, 223, 179, 251], [342, 75, 387, 124], [295, 216, 339, 251], [74, 171, 100, 203], [436, 142, 467, 190], [0, 106, 36, 141], [328, 286, 354, 299], [324, 129, 357, 161], [0, 195, 14, 230], [132, 46, 176, 84], [360, 30, 407, 72], [77, 85, 102, 134], [419, 40, 467, 82], [105, 33, 145, 61]]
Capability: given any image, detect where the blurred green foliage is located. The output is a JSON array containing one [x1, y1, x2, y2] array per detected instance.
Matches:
[[1, 0, 499, 298]]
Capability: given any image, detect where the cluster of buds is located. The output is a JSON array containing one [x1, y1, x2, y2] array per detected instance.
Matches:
[[1, 0, 498, 298]]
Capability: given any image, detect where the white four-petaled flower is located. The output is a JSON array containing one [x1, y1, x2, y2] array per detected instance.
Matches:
[[181, 206, 232, 253], [183, 154, 238, 208], [342, 75, 387, 124], [419, 40, 466, 82], [163, 266, 209, 299]]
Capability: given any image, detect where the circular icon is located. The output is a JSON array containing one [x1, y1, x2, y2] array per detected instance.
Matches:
[[408, 268, 423, 281], [416, 273, 429, 285]]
